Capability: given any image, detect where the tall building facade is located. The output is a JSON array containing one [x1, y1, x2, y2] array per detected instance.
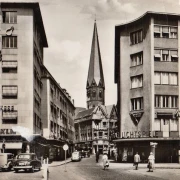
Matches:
[[0, 2, 75, 160], [86, 21, 105, 109], [114, 12, 180, 163], [75, 21, 117, 154]]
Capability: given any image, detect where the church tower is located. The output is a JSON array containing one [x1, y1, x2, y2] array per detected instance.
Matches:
[[86, 21, 105, 109]]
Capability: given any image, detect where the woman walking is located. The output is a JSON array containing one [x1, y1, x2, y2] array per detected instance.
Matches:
[[102, 153, 109, 170], [148, 152, 155, 172]]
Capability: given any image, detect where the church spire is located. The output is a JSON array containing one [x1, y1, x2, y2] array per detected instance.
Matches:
[[86, 21, 105, 109]]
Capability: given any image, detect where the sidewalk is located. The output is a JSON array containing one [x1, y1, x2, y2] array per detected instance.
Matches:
[[108, 159, 180, 169], [48, 158, 72, 167]]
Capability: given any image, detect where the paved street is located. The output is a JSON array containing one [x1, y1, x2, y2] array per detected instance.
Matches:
[[48, 156, 164, 180], [1, 155, 180, 180]]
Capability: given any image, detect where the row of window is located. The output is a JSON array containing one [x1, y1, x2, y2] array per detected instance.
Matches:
[[2, 36, 17, 48], [155, 95, 178, 108], [154, 49, 178, 62], [87, 89, 103, 98], [130, 49, 178, 68], [154, 72, 178, 85], [154, 25, 177, 38], [131, 95, 178, 111], [130, 25, 178, 46], [2, 86, 18, 98], [154, 119, 178, 131]]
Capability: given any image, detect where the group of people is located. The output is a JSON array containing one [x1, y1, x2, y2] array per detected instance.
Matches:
[[134, 152, 155, 172], [95, 150, 155, 172]]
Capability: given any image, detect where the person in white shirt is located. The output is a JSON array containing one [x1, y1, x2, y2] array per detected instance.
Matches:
[[148, 152, 155, 172], [102, 153, 109, 170], [134, 152, 140, 170]]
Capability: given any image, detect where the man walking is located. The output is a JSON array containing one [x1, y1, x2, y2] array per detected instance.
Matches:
[[134, 152, 140, 170], [96, 150, 99, 163]]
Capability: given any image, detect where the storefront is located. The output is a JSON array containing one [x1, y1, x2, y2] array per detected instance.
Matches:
[[114, 138, 180, 163]]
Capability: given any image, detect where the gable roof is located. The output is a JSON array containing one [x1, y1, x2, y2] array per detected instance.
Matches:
[[75, 107, 95, 120]]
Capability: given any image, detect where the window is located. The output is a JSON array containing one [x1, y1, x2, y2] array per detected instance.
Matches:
[[103, 122, 106, 127], [92, 90, 96, 97], [154, 49, 178, 62], [2, 61, 17, 73], [154, 25, 177, 39], [155, 95, 178, 108], [171, 50, 178, 62], [99, 90, 102, 98], [2, 36, 17, 48], [2, 86, 18, 98], [170, 27, 178, 38], [2, 11, 17, 23], [131, 75, 143, 88], [154, 72, 178, 85], [131, 97, 143, 111], [2, 105, 17, 124], [130, 52, 143, 66], [130, 29, 143, 45], [162, 50, 169, 61]]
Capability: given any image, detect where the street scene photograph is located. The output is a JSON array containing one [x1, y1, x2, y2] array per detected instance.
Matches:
[[1, 0, 180, 179]]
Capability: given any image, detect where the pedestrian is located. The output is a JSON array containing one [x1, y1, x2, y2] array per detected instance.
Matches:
[[134, 152, 140, 170], [102, 153, 109, 170], [148, 152, 155, 172], [114, 151, 118, 162], [96, 150, 99, 163]]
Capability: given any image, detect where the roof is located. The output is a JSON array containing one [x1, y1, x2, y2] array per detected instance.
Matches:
[[1, 2, 48, 47], [115, 11, 180, 29], [87, 21, 105, 88], [75, 107, 95, 120]]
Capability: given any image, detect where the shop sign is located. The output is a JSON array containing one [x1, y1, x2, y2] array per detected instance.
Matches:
[[0, 129, 16, 135], [121, 131, 158, 139]]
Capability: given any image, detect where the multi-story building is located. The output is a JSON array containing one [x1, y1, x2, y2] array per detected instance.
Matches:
[[74, 21, 117, 154], [0, 2, 75, 160], [0, 2, 47, 155], [41, 66, 75, 160], [114, 11, 180, 163]]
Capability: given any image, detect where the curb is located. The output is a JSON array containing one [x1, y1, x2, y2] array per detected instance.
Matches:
[[48, 160, 72, 167]]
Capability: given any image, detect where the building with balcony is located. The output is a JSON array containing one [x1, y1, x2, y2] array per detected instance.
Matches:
[[114, 11, 180, 163]]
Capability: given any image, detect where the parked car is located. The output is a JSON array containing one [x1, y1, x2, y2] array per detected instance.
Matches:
[[81, 151, 90, 158], [0, 153, 14, 171], [13, 153, 41, 173], [71, 151, 81, 162]]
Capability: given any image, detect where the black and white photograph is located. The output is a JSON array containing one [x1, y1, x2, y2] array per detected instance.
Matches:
[[0, 0, 180, 179]]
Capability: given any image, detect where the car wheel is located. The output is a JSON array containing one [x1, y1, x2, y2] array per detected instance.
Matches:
[[38, 167, 41, 171], [15, 169, 18, 173]]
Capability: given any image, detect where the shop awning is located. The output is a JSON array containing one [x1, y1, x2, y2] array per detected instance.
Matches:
[[0, 142, 22, 149]]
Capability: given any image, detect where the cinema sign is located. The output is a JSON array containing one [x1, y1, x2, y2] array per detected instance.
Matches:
[[121, 131, 159, 138]]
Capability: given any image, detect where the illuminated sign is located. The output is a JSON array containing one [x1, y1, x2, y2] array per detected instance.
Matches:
[[0, 129, 16, 135]]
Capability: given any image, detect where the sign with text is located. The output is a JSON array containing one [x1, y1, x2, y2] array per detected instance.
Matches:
[[0, 129, 16, 135]]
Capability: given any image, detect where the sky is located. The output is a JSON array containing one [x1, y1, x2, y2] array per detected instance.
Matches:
[[3, 0, 180, 108]]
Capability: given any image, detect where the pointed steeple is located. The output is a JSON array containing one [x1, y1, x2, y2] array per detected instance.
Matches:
[[86, 21, 105, 109], [87, 21, 105, 88]]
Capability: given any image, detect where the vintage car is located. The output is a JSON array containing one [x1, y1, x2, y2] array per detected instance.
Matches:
[[13, 153, 41, 173], [0, 153, 14, 171], [71, 151, 81, 162], [81, 151, 90, 158]]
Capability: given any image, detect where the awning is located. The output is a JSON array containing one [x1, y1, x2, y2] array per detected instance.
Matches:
[[113, 137, 180, 142], [0, 142, 22, 149], [171, 55, 178, 58]]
